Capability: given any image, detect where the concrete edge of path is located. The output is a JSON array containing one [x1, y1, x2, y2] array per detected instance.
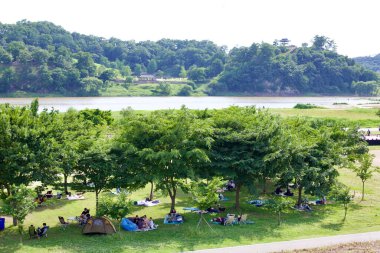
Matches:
[[185, 231, 380, 253]]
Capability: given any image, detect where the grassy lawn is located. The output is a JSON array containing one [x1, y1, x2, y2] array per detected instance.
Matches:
[[269, 108, 380, 127], [100, 83, 204, 97], [1, 167, 380, 253]]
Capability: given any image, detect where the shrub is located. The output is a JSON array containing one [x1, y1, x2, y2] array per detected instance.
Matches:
[[293, 103, 321, 109], [97, 192, 131, 220]]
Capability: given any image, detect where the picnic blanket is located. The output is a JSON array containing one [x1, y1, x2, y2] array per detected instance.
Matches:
[[248, 200, 267, 207], [164, 214, 184, 224], [66, 195, 85, 200], [134, 199, 160, 207], [183, 207, 200, 212]]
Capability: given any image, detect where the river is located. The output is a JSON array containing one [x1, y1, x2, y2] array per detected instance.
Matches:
[[0, 96, 378, 111]]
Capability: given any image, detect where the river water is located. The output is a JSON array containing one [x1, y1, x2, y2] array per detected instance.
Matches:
[[0, 96, 378, 111]]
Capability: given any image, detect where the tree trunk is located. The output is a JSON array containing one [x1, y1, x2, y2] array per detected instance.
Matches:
[[168, 186, 177, 211], [235, 183, 242, 210], [64, 174, 68, 194], [95, 190, 99, 215], [149, 181, 154, 201], [169, 192, 176, 211], [6, 184, 11, 196], [362, 180, 365, 201], [297, 186, 303, 207], [262, 177, 267, 194], [278, 212, 281, 226], [344, 205, 348, 221], [13, 216, 18, 226]]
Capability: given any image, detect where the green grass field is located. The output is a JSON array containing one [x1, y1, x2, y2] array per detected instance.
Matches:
[[269, 108, 380, 127], [110, 107, 380, 127], [1, 167, 380, 253]]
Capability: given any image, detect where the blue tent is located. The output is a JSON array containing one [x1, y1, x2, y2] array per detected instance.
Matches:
[[120, 218, 138, 231]]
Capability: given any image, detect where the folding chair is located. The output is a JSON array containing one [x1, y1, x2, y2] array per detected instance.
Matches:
[[224, 215, 236, 226], [58, 216, 69, 230]]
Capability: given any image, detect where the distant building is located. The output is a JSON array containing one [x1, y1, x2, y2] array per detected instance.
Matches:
[[139, 74, 157, 82]]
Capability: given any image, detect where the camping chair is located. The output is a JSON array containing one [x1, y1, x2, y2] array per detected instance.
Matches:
[[58, 216, 69, 230], [238, 214, 248, 224], [224, 215, 236, 226]]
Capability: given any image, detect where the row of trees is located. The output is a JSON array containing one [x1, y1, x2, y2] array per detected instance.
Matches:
[[0, 101, 371, 225]]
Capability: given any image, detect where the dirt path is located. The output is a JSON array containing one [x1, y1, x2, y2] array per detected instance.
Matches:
[[187, 231, 380, 253]]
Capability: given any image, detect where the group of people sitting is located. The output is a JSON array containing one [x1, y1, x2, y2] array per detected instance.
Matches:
[[129, 215, 156, 230], [29, 223, 49, 238], [212, 213, 243, 225], [35, 190, 62, 205], [78, 208, 91, 225], [274, 187, 294, 196]]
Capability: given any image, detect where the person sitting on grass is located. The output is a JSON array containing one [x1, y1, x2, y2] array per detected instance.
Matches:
[[37, 223, 49, 238], [284, 188, 294, 196], [29, 225, 37, 238], [148, 217, 157, 229], [79, 208, 90, 225], [206, 206, 219, 213], [133, 215, 139, 224], [275, 187, 283, 195], [217, 204, 226, 212], [212, 217, 226, 225]]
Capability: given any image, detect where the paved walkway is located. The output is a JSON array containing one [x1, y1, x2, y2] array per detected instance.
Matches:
[[187, 231, 380, 253]]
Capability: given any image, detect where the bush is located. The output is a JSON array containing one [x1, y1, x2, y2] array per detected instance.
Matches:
[[293, 103, 321, 109], [97, 192, 131, 220], [177, 85, 193, 96]]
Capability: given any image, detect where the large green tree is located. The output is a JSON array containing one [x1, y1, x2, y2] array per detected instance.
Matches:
[[116, 107, 212, 211], [0, 101, 59, 197], [210, 106, 283, 209]]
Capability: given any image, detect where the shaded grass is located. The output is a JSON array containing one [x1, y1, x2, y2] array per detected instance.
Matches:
[[2, 168, 380, 252]]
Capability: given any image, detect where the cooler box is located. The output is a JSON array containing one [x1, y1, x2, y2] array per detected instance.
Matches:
[[0, 217, 5, 231]]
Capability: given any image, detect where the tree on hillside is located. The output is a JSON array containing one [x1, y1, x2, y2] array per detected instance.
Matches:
[[312, 35, 336, 51], [187, 66, 206, 83]]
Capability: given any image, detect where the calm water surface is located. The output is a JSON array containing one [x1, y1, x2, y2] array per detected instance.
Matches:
[[0, 96, 377, 111]]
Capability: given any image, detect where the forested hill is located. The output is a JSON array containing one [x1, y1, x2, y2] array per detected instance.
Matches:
[[354, 54, 380, 73], [212, 38, 379, 96], [0, 20, 378, 96]]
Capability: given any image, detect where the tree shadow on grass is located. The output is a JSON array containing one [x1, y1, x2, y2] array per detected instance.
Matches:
[[1, 191, 367, 253], [320, 220, 345, 231]]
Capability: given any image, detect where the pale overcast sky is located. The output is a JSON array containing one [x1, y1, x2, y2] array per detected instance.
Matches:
[[1, 0, 379, 57]]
